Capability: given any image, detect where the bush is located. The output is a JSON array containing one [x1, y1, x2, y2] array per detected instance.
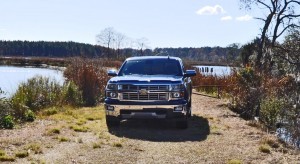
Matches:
[[229, 67, 262, 119], [260, 97, 284, 129], [61, 81, 83, 106], [10, 76, 62, 118], [1, 115, 14, 129], [0, 88, 13, 122], [64, 58, 110, 106], [24, 109, 36, 122]]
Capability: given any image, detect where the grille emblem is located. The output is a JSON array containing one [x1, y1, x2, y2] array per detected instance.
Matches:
[[139, 89, 148, 95]]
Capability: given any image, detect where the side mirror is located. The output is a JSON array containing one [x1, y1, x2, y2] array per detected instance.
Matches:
[[184, 70, 196, 77], [107, 70, 117, 76]]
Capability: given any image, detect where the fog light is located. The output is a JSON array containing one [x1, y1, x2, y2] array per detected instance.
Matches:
[[174, 106, 183, 111], [107, 106, 114, 111]]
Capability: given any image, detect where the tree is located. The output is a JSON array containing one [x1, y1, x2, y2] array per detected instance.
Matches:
[[114, 32, 126, 59], [96, 27, 115, 58], [136, 37, 150, 56], [240, 0, 300, 69]]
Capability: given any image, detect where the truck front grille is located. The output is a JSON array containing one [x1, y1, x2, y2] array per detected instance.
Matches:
[[121, 85, 169, 91], [122, 93, 168, 101], [120, 85, 169, 101]]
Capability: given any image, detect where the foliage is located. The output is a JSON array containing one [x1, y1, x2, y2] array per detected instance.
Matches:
[[64, 57, 110, 106], [24, 109, 36, 122], [10, 76, 62, 118], [260, 97, 284, 129], [1, 115, 14, 129], [229, 67, 262, 118], [0, 88, 13, 127], [61, 81, 83, 106]]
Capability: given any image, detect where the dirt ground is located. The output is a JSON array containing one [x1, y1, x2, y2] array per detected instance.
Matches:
[[0, 94, 299, 164]]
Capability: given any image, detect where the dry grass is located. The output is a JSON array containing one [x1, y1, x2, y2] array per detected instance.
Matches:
[[0, 96, 299, 163], [15, 150, 29, 158], [0, 155, 16, 162]]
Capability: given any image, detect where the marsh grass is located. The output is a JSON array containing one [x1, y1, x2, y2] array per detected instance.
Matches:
[[0, 155, 16, 162], [259, 144, 271, 153], [15, 150, 29, 158], [24, 143, 43, 154], [0, 149, 5, 156], [57, 136, 70, 142], [47, 128, 61, 135]]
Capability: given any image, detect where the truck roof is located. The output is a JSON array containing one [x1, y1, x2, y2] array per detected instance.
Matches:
[[126, 56, 182, 61]]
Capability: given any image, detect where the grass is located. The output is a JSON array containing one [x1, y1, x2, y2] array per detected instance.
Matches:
[[0, 155, 16, 162], [43, 108, 59, 116], [92, 142, 103, 149], [70, 125, 89, 132], [259, 144, 271, 153], [57, 136, 70, 142], [261, 137, 280, 148], [113, 142, 123, 148], [24, 143, 43, 154], [15, 150, 29, 158], [0, 149, 5, 156], [227, 159, 242, 164], [47, 128, 61, 135]]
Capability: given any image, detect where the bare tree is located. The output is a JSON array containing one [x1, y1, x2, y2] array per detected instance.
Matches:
[[96, 27, 115, 58], [114, 32, 126, 59], [136, 37, 150, 56], [240, 0, 300, 69]]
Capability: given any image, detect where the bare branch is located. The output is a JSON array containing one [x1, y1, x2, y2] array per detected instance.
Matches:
[[257, 0, 273, 12]]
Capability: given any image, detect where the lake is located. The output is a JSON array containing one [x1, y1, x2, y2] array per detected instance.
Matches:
[[194, 65, 233, 76], [0, 66, 64, 97]]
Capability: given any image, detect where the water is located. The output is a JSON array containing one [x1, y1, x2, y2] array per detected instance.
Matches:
[[0, 66, 64, 97], [194, 65, 233, 76]]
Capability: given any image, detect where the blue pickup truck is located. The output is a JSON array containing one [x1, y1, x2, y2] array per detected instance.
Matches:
[[104, 56, 196, 129]]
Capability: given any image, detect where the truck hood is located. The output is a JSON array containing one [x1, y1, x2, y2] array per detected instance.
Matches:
[[108, 75, 183, 84]]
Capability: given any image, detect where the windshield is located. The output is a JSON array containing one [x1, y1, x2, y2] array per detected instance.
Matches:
[[118, 59, 182, 76]]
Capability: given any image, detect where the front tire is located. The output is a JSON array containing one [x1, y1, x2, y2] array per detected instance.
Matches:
[[106, 115, 120, 127]]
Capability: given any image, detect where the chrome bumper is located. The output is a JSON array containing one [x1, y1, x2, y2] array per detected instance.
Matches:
[[105, 104, 187, 119]]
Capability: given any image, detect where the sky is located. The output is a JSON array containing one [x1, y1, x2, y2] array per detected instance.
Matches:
[[0, 0, 265, 48]]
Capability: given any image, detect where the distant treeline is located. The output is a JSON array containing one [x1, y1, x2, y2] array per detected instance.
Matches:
[[0, 40, 241, 65]]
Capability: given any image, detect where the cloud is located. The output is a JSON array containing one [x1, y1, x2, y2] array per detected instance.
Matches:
[[196, 5, 226, 15], [236, 14, 252, 21], [221, 16, 233, 21]]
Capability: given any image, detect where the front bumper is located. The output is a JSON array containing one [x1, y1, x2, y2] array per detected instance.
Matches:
[[105, 104, 187, 119]]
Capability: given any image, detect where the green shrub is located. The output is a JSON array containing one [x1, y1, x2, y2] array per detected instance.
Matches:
[[10, 76, 62, 118], [1, 115, 14, 129], [61, 81, 83, 106], [260, 97, 284, 129], [25, 109, 36, 122], [0, 88, 13, 125]]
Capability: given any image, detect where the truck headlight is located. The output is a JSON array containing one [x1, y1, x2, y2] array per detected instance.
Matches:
[[170, 84, 183, 91], [107, 84, 117, 90]]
